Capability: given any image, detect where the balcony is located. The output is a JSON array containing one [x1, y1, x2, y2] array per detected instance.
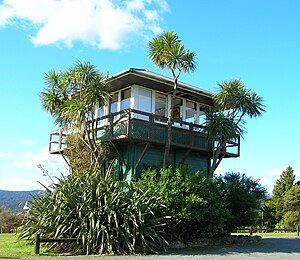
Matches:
[[49, 109, 240, 158]]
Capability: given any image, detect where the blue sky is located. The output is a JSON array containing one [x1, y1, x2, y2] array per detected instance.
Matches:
[[0, 0, 299, 192]]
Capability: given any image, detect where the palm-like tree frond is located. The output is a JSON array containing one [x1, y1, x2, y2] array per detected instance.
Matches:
[[148, 31, 196, 75], [214, 79, 265, 119]]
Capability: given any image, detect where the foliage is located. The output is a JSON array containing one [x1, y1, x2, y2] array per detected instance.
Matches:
[[64, 134, 109, 174], [283, 211, 300, 229], [148, 31, 196, 169], [135, 166, 229, 241], [218, 172, 267, 232], [259, 199, 277, 228], [0, 208, 23, 233], [283, 184, 300, 228], [40, 61, 110, 172], [265, 166, 295, 225], [19, 170, 167, 255], [205, 79, 265, 177]]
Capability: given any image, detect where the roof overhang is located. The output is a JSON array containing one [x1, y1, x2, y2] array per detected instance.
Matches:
[[106, 68, 213, 106]]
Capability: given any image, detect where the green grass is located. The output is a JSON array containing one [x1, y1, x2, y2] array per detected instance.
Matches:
[[0, 233, 52, 259], [232, 232, 299, 237]]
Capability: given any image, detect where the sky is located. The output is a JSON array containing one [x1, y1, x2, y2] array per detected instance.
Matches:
[[0, 0, 299, 193]]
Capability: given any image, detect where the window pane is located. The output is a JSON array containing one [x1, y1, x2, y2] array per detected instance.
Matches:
[[97, 107, 105, 126], [173, 98, 182, 120], [155, 93, 167, 117], [199, 105, 207, 125], [121, 88, 131, 110], [186, 101, 196, 123], [110, 93, 118, 113], [138, 88, 152, 113]]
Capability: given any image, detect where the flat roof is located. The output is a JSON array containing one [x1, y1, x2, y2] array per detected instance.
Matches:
[[106, 68, 213, 106]]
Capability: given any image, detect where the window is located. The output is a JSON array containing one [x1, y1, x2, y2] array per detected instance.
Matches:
[[186, 101, 197, 124], [121, 88, 131, 110], [97, 106, 105, 126], [199, 105, 207, 125], [110, 93, 118, 114], [155, 92, 167, 117], [138, 88, 152, 113], [173, 98, 183, 120]]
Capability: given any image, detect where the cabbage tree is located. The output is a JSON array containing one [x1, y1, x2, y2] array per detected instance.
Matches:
[[40, 62, 110, 171], [148, 31, 196, 168], [206, 79, 265, 177]]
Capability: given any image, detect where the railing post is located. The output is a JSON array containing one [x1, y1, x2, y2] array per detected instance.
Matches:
[[58, 129, 62, 151], [34, 233, 41, 255], [297, 226, 299, 236], [148, 114, 154, 140], [250, 226, 253, 236]]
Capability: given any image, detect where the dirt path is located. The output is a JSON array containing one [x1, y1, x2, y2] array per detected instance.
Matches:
[[27, 237, 300, 260]]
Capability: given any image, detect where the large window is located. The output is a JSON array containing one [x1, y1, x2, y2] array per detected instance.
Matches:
[[199, 105, 207, 125], [173, 98, 183, 120], [110, 93, 118, 114], [186, 101, 197, 124], [121, 88, 131, 110], [155, 92, 167, 117], [97, 106, 105, 126], [137, 88, 152, 113]]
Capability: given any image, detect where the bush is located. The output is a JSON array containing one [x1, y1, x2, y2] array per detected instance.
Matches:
[[219, 172, 267, 232], [0, 208, 23, 233], [19, 170, 167, 255], [135, 166, 229, 242]]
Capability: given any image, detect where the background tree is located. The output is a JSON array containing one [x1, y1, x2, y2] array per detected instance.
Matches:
[[40, 62, 110, 172], [219, 172, 267, 233], [269, 166, 295, 223], [148, 31, 196, 169], [283, 184, 300, 228], [205, 79, 265, 177]]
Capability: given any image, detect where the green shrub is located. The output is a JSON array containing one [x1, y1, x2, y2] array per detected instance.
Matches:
[[135, 166, 229, 241], [19, 170, 167, 255], [0, 208, 23, 233], [219, 172, 267, 232], [284, 211, 300, 229]]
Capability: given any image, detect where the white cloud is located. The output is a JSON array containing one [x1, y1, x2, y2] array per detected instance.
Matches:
[[0, 178, 51, 191], [12, 146, 66, 169], [0, 0, 169, 50], [269, 166, 288, 176], [0, 149, 13, 158]]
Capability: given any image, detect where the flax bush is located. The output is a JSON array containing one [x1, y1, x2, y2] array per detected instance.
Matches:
[[19, 170, 167, 255]]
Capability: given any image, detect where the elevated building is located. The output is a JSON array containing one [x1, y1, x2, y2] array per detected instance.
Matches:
[[49, 68, 239, 179]]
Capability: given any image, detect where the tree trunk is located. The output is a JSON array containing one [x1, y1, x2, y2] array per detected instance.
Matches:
[[163, 122, 172, 168], [209, 141, 226, 177], [162, 77, 177, 169]]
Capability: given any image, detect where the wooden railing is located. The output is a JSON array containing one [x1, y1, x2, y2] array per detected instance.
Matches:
[[49, 129, 67, 154], [34, 233, 82, 254], [49, 109, 240, 157]]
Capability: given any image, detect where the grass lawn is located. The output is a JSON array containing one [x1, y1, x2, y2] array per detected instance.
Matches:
[[232, 232, 299, 237], [0, 233, 52, 259]]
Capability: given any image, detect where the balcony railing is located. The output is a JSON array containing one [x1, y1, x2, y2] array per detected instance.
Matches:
[[49, 109, 240, 158]]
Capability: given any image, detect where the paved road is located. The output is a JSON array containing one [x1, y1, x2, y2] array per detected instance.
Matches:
[[27, 237, 300, 260]]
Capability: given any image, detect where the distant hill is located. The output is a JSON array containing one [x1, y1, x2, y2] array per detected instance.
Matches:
[[0, 190, 43, 212]]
